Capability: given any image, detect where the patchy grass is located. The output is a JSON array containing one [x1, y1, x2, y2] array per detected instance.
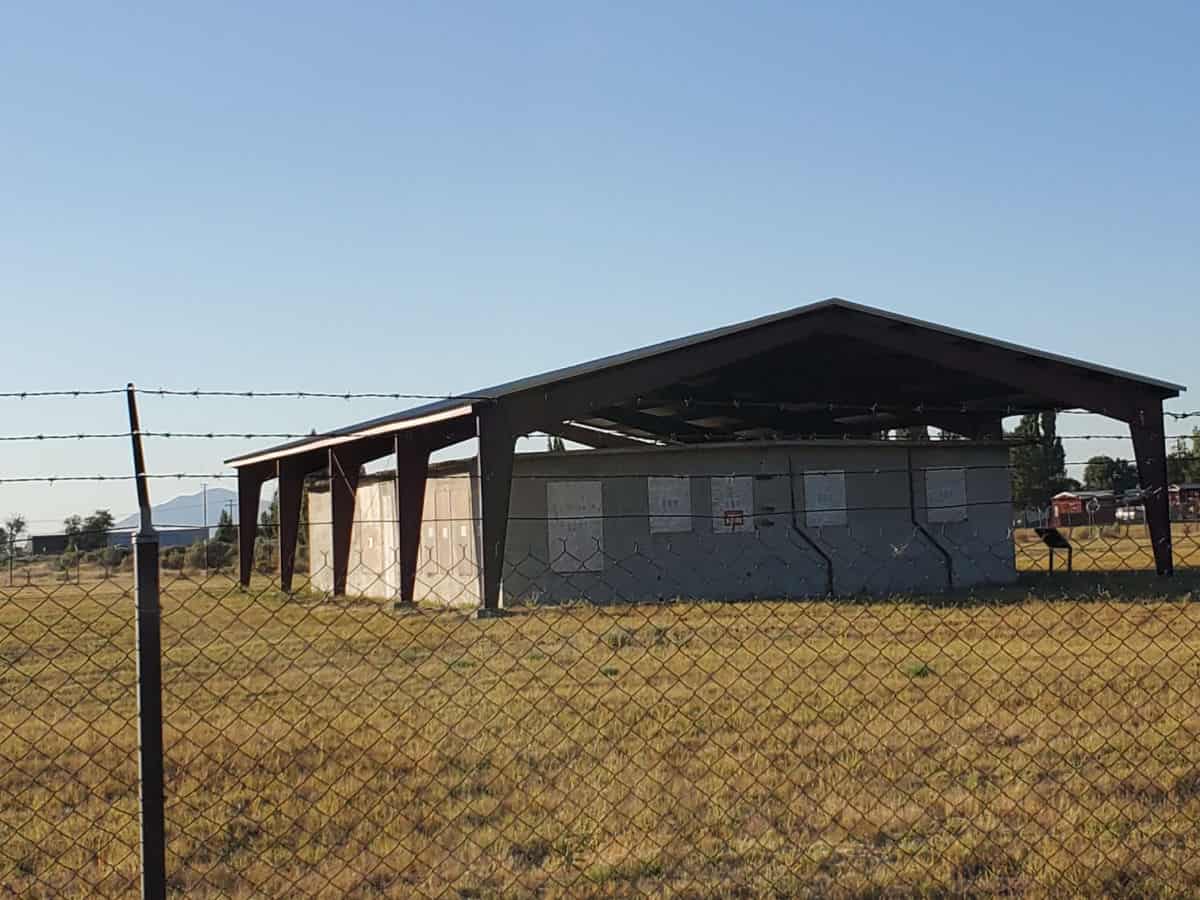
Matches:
[[3, 567, 1200, 897], [1015, 523, 1200, 573]]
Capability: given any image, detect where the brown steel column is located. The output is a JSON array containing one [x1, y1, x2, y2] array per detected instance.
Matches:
[[477, 408, 515, 614], [237, 467, 267, 588], [395, 437, 431, 606], [277, 458, 306, 593], [1130, 400, 1174, 576], [329, 447, 361, 596]]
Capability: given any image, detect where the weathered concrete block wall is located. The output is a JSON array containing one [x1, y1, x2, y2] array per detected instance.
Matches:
[[415, 472, 480, 607], [308, 481, 399, 598], [498, 443, 1014, 604], [307, 441, 1015, 605]]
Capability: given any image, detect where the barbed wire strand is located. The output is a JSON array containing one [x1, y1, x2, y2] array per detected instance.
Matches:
[[5, 457, 1200, 486], [1, 387, 1196, 418], [0, 429, 1196, 444]]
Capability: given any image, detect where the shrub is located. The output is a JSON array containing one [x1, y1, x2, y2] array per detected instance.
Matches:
[[162, 547, 186, 570], [185, 540, 235, 571], [255, 541, 277, 575], [904, 661, 934, 679], [209, 541, 234, 570]]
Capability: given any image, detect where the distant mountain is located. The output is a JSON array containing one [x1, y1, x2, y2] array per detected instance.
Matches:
[[114, 487, 270, 532]]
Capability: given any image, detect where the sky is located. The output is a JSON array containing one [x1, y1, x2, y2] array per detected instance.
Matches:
[[1, 2, 1197, 533]]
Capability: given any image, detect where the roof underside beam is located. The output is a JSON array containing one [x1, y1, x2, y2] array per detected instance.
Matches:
[[226, 301, 1180, 469], [587, 406, 721, 442], [835, 311, 1167, 422], [542, 422, 655, 449]]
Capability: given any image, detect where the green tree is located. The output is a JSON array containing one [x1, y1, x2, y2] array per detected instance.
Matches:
[[261, 491, 279, 540], [63, 515, 83, 549], [1167, 429, 1200, 484], [2, 514, 25, 559], [1082, 456, 1139, 493], [1009, 412, 1076, 510], [79, 510, 114, 551], [4, 513, 25, 556], [258, 489, 308, 547], [214, 508, 237, 543], [4, 514, 25, 545]]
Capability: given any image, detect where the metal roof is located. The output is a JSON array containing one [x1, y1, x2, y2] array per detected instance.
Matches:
[[227, 298, 1184, 468]]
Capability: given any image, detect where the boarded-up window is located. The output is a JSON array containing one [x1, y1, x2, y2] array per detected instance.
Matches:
[[711, 476, 753, 534], [926, 467, 968, 522], [648, 477, 692, 533], [547, 481, 604, 572], [804, 470, 847, 527]]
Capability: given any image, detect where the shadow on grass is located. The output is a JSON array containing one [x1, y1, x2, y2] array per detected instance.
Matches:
[[919, 568, 1200, 610]]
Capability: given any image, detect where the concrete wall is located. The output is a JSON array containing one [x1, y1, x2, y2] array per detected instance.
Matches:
[[306, 441, 1015, 606], [416, 472, 480, 607], [308, 480, 399, 599]]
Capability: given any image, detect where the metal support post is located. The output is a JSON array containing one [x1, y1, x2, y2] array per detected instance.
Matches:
[[126, 384, 166, 900]]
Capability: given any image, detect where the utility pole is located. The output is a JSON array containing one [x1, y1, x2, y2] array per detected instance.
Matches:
[[202, 483, 208, 577]]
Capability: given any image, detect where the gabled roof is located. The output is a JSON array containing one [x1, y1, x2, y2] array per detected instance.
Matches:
[[462, 297, 1184, 399], [227, 298, 1184, 468]]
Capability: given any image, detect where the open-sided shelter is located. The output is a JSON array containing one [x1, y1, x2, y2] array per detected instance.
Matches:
[[226, 299, 1184, 611]]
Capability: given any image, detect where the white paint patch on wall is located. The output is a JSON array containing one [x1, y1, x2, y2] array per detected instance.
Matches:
[[926, 467, 968, 522], [711, 476, 753, 534], [547, 481, 604, 572], [648, 476, 692, 533], [804, 470, 847, 527]]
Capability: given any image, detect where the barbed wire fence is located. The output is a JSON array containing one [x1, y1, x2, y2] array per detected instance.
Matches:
[[3, 387, 1200, 897]]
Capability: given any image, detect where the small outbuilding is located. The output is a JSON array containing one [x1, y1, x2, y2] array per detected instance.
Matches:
[[227, 299, 1185, 611], [1050, 490, 1145, 527]]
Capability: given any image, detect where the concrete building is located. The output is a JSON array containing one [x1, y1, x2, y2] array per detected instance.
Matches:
[[307, 440, 1015, 605], [1050, 490, 1146, 527], [107, 527, 209, 549], [228, 298, 1185, 612], [30, 534, 71, 556], [30, 526, 209, 555]]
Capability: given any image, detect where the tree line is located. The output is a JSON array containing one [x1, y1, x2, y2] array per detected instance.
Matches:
[[1009, 415, 1200, 511]]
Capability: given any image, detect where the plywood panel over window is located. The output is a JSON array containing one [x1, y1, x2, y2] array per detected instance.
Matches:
[[711, 476, 753, 534], [648, 476, 692, 533], [926, 467, 968, 523], [547, 481, 604, 572], [804, 470, 847, 527]]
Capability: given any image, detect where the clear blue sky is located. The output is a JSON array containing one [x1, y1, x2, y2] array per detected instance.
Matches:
[[1, 2, 1196, 530]]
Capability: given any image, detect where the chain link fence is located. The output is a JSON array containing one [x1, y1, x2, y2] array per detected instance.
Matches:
[[4, 511, 1200, 897]]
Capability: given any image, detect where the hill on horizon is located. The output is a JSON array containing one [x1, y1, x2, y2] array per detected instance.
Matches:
[[114, 487, 270, 532]]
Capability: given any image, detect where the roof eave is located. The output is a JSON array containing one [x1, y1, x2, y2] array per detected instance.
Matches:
[[224, 402, 476, 468]]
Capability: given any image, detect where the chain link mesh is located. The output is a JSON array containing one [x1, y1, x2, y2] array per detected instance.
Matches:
[[0, 567, 140, 898], [4, 515, 1200, 897]]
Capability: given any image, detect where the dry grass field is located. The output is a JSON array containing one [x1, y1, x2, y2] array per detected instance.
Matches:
[[1014, 523, 1200, 573], [5, 563, 1200, 898]]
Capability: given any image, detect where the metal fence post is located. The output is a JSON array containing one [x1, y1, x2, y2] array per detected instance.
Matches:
[[127, 384, 167, 900]]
